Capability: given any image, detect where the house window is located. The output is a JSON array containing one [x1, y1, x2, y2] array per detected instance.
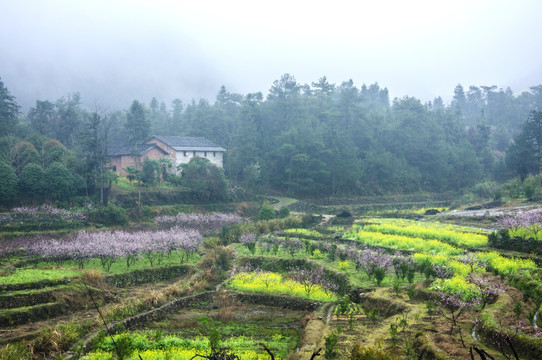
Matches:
[[193, 151, 196, 156], [184, 151, 188, 156], [112, 165, 117, 172], [213, 152, 216, 157], [204, 151, 207, 157]]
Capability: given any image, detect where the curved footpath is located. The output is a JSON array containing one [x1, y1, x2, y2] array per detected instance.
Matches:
[[271, 196, 298, 210]]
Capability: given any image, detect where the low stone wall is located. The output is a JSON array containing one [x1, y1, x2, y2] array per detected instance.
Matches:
[[105, 264, 193, 288], [79, 289, 326, 356], [119, 291, 216, 331], [1, 264, 193, 294], [0, 278, 71, 292], [80, 291, 216, 354], [108, 290, 323, 333], [0, 265, 193, 331], [353, 291, 408, 317], [0, 290, 57, 309], [226, 291, 323, 311], [0, 302, 65, 327]]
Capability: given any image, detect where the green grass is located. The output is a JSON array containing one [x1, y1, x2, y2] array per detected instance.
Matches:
[[29, 250, 200, 274], [84, 326, 297, 360], [282, 228, 322, 238], [193, 315, 299, 341], [0, 268, 82, 285], [0, 302, 60, 315], [0, 284, 73, 297], [509, 227, 542, 241], [113, 177, 138, 190], [113, 177, 183, 192], [0, 250, 200, 290]]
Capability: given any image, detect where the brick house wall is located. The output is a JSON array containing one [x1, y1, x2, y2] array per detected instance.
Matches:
[[109, 147, 169, 177], [145, 138, 175, 162]]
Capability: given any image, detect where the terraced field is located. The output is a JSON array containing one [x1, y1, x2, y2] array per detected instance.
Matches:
[[1, 209, 542, 359]]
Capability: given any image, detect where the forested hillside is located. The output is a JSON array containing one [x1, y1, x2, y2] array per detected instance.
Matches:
[[1, 74, 542, 202]]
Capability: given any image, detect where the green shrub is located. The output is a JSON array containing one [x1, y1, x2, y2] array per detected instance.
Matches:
[[523, 176, 540, 199], [166, 175, 183, 186], [278, 206, 290, 218], [258, 202, 275, 221], [502, 178, 523, 199], [325, 329, 340, 360], [472, 181, 498, 199], [200, 246, 235, 273], [203, 236, 222, 249], [89, 204, 128, 226], [141, 205, 153, 219], [0, 161, 17, 206]]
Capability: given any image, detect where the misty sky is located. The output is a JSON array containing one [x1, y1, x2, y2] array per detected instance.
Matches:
[[1, 0, 541, 111]]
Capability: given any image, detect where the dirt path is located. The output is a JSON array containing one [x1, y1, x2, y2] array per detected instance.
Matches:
[[271, 197, 298, 210]]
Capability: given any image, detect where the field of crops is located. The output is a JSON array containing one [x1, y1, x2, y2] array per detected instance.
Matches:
[[228, 271, 338, 301], [361, 220, 489, 247], [1, 209, 542, 360]]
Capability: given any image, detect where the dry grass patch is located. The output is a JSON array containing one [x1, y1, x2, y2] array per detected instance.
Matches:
[[296, 316, 325, 358]]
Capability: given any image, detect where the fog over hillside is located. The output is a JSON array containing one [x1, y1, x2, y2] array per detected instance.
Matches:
[[1, 0, 542, 111]]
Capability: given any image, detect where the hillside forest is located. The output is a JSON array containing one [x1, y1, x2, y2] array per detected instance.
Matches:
[[1, 74, 542, 205], [3, 73, 542, 360]]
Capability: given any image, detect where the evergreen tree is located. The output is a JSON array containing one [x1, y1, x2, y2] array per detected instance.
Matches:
[[54, 93, 83, 148], [0, 77, 20, 137], [140, 158, 159, 186], [125, 100, 150, 143], [506, 110, 542, 179], [28, 100, 57, 138], [170, 98, 184, 134], [80, 111, 113, 203], [0, 160, 17, 205]]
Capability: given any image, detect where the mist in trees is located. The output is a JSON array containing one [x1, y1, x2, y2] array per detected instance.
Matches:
[[1, 73, 542, 203], [506, 110, 542, 180], [0, 77, 20, 138]]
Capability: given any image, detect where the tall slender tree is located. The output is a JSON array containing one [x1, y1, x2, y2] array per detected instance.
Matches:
[[0, 77, 20, 137], [506, 110, 542, 179], [81, 111, 114, 203], [125, 100, 150, 144]]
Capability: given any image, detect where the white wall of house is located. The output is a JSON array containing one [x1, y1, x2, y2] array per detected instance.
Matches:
[[175, 150, 224, 169]]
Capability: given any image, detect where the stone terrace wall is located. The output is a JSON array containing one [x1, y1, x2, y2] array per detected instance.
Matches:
[[226, 291, 323, 311]]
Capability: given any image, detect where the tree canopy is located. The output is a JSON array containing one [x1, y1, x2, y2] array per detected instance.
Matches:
[[506, 110, 542, 180], [181, 157, 228, 201], [0, 77, 20, 137], [1, 73, 542, 204]]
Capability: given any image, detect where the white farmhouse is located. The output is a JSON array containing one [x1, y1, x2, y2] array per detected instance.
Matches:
[[146, 135, 226, 170]]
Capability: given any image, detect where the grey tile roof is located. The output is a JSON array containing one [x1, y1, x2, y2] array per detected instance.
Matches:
[[150, 136, 225, 151], [107, 143, 168, 157]]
